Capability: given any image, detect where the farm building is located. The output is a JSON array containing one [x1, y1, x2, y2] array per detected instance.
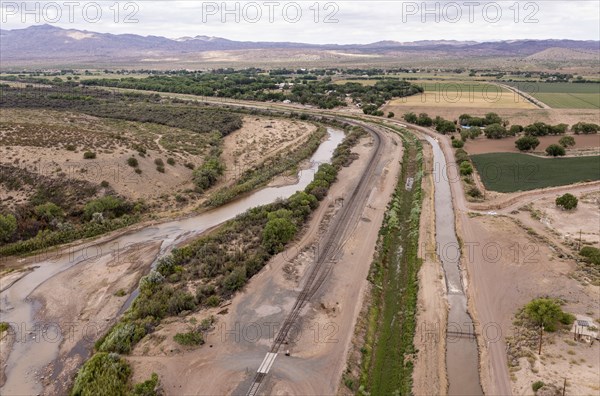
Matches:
[[570, 315, 599, 343]]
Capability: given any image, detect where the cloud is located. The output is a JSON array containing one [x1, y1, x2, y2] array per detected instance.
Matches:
[[1, 1, 598, 43]]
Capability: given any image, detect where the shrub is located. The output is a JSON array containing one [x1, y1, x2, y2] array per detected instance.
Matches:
[[545, 144, 566, 157], [193, 157, 225, 192], [0, 213, 17, 242], [0, 322, 9, 334], [452, 139, 464, 148], [154, 158, 164, 166], [555, 193, 578, 210], [205, 295, 221, 307], [580, 246, 600, 265], [387, 112, 395, 118], [173, 331, 204, 346], [34, 202, 64, 221], [83, 196, 130, 220], [455, 148, 469, 165], [221, 266, 247, 293], [459, 162, 473, 176], [167, 158, 176, 166], [71, 352, 131, 396], [467, 187, 482, 198], [66, 144, 76, 151], [100, 180, 110, 188], [132, 373, 160, 396], [127, 157, 139, 167], [135, 168, 142, 174], [559, 312, 576, 325], [184, 162, 194, 170], [83, 151, 96, 159], [156, 165, 165, 173], [96, 322, 146, 354], [532, 381, 544, 392]]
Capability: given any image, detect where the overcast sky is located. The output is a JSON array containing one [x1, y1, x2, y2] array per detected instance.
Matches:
[[2, 1, 599, 43]]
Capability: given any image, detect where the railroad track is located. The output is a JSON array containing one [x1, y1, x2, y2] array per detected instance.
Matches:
[[246, 119, 386, 396]]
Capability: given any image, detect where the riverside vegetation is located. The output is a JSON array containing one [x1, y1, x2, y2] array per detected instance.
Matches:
[[342, 129, 423, 395]]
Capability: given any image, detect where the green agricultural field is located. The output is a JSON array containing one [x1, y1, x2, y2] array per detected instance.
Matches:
[[471, 153, 600, 192], [533, 93, 599, 109], [505, 82, 600, 109]]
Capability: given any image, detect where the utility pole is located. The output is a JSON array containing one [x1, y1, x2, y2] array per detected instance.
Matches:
[[538, 322, 544, 355], [577, 229, 582, 251], [562, 378, 566, 396]]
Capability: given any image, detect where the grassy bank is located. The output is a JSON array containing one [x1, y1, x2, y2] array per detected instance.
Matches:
[[471, 153, 600, 192], [347, 130, 423, 395], [70, 126, 366, 395]]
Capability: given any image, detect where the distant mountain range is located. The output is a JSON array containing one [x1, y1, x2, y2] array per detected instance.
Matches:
[[1, 24, 598, 67]]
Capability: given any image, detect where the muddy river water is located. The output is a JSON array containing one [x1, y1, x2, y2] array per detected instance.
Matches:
[[0, 129, 344, 395], [425, 136, 484, 395]]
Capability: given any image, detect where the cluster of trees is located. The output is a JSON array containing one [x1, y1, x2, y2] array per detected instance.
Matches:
[[523, 122, 568, 136], [78, 73, 422, 112], [403, 112, 456, 133], [459, 113, 504, 127], [515, 136, 575, 154], [572, 122, 600, 134]]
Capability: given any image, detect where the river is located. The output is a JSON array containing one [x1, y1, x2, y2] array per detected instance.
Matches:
[[0, 128, 345, 396]]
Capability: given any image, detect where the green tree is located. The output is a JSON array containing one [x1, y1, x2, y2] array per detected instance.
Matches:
[[403, 112, 417, 123], [524, 298, 567, 332], [545, 144, 566, 157], [416, 113, 433, 127], [558, 136, 575, 148], [469, 126, 482, 139], [262, 217, 297, 254], [387, 112, 395, 118], [0, 214, 17, 242], [515, 136, 540, 151], [509, 125, 523, 136], [572, 122, 599, 134], [484, 112, 502, 125], [555, 193, 578, 210], [484, 123, 508, 139], [436, 119, 456, 134]]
